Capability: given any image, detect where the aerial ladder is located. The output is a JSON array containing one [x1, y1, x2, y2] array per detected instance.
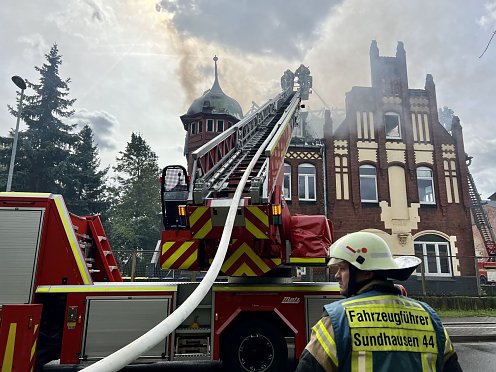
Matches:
[[466, 156, 496, 284], [160, 64, 332, 277]]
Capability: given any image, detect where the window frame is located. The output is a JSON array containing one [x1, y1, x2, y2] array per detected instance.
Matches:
[[207, 119, 214, 132], [190, 122, 196, 135], [417, 166, 436, 205], [198, 120, 203, 133], [283, 163, 291, 200], [298, 163, 316, 201], [359, 164, 378, 203], [385, 112, 402, 139], [414, 239, 452, 277], [217, 120, 224, 132]]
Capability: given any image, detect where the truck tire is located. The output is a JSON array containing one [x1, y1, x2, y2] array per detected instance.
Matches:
[[221, 319, 288, 372]]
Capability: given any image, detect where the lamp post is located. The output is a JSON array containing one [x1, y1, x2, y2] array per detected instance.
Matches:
[[6, 75, 27, 192]]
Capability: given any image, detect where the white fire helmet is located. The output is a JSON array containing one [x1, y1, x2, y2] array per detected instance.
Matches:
[[327, 231, 421, 281]]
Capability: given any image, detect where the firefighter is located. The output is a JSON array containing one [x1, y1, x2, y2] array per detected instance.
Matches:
[[295, 231, 463, 372]]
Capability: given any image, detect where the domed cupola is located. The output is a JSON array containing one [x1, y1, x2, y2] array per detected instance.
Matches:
[[185, 56, 243, 120], [181, 56, 243, 172]]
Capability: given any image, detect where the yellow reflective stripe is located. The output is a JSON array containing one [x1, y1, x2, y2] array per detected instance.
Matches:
[[162, 241, 174, 253], [54, 195, 91, 284], [222, 243, 270, 273], [233, 262, 257, 276], [163, 241, 195, 267], [31, 339, 37, 361], [246, 219, 268, 239], [312, 320, 339, 367], [351, 328, 437, 353], [36, 285, 177, 293], [0, 192, 51, 197], [352, 351, 373, 372], [246, 206, 269, 226], [212, 284, 340, 292], [178, 250, 197, 270], [345, 304, 433, 331], [443, 327, 453, 353], [189, 206, 208, 227], [192, 219, 212, 239], [1, 323, 16, 372], [343, 295, 424, 309], [421, 352, 436, 372], [289, 257, 327, 264]]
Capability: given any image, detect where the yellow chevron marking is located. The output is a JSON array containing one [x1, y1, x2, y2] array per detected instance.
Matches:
[[193, 219, 212, 239], [189, 206, 209, 227], [33, 324, 39, 334], [54, 196, 91, 284], [246, 206, 269, 226], [246, 219, 268, 239], [2, 323, 16, 372], [178, 250, 198, 270], [222, 243, 270, 273], [233, 262, 257, 276], [163, 241, 195, 268], [161, 241, 175, 254], [272, 258, 282, 265], [289, 257, 326, 264]]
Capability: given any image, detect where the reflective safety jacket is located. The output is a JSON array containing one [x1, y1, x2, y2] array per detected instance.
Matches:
[[296, 283, 457, 372]]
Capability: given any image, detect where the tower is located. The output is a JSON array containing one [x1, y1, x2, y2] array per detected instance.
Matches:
[[180, 56, 243, 172]]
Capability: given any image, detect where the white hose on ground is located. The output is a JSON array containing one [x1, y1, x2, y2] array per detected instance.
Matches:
[[81, 143, 267, 371]]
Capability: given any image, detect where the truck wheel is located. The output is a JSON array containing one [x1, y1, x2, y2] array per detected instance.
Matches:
[[221, 319, 287, 372]]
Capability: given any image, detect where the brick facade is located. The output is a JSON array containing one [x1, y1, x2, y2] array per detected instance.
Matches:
[[286, 41, 476, 277]]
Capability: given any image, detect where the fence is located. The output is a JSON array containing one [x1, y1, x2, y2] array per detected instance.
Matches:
[[112, 250, 496, 297]]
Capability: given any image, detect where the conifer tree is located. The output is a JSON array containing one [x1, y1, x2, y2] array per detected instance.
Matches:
[[1, 44, 76, 193], [65, 125, 109, 216], [107, 133, 161, 252]]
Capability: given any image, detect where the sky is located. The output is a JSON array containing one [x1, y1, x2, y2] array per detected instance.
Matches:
[[0, 0, 495, 198]]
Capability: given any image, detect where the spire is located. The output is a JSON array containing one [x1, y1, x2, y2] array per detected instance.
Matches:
[[211, 55, 224, 94]]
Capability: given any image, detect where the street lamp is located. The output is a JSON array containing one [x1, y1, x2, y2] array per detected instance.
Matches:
[[6, 75, 27, 192]]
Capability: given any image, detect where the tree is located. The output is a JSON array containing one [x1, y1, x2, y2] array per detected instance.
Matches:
[[64, 125, 109, 216], [1, 44, 76, 193], [438, 106, 455, 132], [107, 133, 161, 252]]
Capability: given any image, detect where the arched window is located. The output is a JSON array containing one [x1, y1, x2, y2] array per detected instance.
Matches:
[[414, 234, 451, 276], [298, 163, 316, 201], [385, 112, 401, 139], [417, 167, 436, 204], [283, 163, 291, 200], [359, 165, 378, 202]]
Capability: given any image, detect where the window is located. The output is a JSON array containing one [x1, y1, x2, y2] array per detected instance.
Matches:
[[414, 235, 451, 276], [190, 122, 196, 135], [298, 163, 316, 201], [417, 167, 435, 204], [283, 163, 291, 200], [385, 112, 401, 139], [217, 120, 224, 132], [207, 119, 214, 132], [198, 120, 203, 133], [359, 165, 378, 202]]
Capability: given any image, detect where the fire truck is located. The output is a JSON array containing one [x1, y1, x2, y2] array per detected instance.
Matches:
[[0, 68, 341, 372]]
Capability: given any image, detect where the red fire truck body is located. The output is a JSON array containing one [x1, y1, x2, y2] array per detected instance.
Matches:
[[0, 72, 342, 371]]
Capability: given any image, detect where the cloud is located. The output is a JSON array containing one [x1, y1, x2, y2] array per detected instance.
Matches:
[[69, 108, 119, 151], [156, 0, 341, 59], [478, 1, 496, 27]]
